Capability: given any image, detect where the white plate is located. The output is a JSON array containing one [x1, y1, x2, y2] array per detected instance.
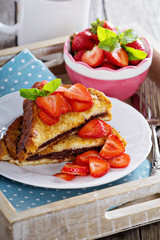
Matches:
[[0, 92, 152, 189]]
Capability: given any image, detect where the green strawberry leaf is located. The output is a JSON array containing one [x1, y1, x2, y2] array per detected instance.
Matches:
[[19, 78, 61, 100], [121, 29, 138, 45], [90, 18, 104, 34], [124, 46, 147, 60]]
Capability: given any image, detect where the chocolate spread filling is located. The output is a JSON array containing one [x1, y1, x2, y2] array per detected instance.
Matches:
[[39, 112, 108, 149], [27, 146, 102, 161]]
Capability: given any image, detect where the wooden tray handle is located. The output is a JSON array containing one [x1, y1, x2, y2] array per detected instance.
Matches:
[[105, 195, 160, 221]]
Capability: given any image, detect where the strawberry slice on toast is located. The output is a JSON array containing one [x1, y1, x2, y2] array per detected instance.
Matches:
[[69, 99, 93, 112], [36, 93, 63, 119], [64, 83, 92, 103], [39, 110, 59, 126], [78, 119, 111, 138]]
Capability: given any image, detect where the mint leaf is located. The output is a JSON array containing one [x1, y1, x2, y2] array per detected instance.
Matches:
[[19, 88, 45, 101], [97, 26, 117, 42], [97, 26, 119, 51], [42, 78, 61, 94], [121, 29, 138, 45], [99, 40, 120, 51], [19, 78, 62, 100], [124, 46, 147, 60], [117, 27, 123, 39]]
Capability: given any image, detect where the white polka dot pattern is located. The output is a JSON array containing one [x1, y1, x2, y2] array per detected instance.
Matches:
[[0, 159, 151, 212], [0, 49, 56, 97]]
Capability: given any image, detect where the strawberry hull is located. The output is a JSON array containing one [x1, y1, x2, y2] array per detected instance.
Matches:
[[65, 63, 149, 101]]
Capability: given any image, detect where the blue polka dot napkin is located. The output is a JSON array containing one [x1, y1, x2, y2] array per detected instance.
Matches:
[[0, 49, 151, 212], [0, 49, 56, 97], [0, 160, 151, 212]]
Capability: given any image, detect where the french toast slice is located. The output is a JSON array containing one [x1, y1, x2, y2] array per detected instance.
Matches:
[[17, 85, 112, 162], [0, 116, 22, 161], [0, 123, 127, 166]]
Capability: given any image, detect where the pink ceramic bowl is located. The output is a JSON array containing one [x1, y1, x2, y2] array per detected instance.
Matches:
[[64, 37, 153, 100]]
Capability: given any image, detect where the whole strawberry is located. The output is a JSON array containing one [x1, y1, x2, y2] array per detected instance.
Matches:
[[126, 39, 145, 65], [71, 30, 95, 52], [73, 50, 85, 61], [90, 18, 114, 35]]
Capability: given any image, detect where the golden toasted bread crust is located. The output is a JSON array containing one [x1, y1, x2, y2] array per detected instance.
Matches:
[[0, 138, 11, 161], [5, 116, 23, 158], [17, 85, 112, 162]]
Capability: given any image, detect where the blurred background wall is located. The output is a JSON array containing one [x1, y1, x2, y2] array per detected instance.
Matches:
[[0, 0, 159, 49]]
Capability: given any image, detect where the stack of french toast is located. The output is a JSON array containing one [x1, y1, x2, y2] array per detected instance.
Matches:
[[0, 81, 127, 166]]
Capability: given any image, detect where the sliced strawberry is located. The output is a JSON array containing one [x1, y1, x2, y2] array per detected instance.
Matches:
[[36, 93, 67, 119], [81, 45, 104, 67], [78, 119, 111, 138], [100, 59, 119, 69], [71, 30, 95, 52], [75, 150, 101, 166], [73, 50, 85, 61], [107, 153, 130, 168], [126, 39, 146, 65], [39, 110, 59, 126], [69, 99, 93, 112], [64, 83, 92, 103], [60, 95, 72, 114], [61, 163, 89, 176], [105, 47, 129, 67], [53, 173, 75, 181], [99, 134, 125, 159], [89, 156, 110, 178], [54, 85, 67, 94]]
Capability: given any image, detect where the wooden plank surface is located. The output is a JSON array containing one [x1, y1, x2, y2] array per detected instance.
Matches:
[[0, 0, 160, 239], [104, 0, 160, 42]]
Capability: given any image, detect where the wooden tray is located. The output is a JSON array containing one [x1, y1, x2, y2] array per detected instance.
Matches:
[[0, 23, 160, 240]]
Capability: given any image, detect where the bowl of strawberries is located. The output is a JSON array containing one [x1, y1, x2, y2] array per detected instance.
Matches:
[[64, 19, 153, 100]]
